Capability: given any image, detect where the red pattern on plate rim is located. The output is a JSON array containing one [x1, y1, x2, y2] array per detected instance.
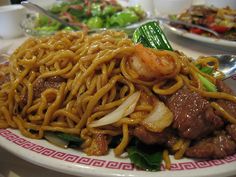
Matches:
[[0, 129, 236, 171]]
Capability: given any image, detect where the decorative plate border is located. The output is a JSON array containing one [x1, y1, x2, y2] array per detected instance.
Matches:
[[0, 128, 236, 171]]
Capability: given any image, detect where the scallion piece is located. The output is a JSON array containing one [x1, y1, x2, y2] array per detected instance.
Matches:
[[198, 74, 217, 92]]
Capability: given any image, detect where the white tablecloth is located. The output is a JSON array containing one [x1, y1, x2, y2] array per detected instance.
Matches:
[[0, 31, 236, 177]]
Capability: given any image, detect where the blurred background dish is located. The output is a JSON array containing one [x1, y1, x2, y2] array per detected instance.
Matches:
[[164, 23, 236, 49], [0, 4, 26, 39], [167, 5, 236, 41], [21, 0, 147, 37]]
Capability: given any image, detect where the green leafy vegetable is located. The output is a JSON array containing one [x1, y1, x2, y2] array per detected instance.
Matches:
[[50, 4, 64, 14], [133, 21, 173, 51], [68, 8, 85, 19], [87, 16, 103, 29], [195, 65, 216, 91], [109, 10, 139, 27], [195, 64, 214, 75], [56, 132, 83, 147], [200, 66, 214, 75], [127, 146, 162, 171], [197, 74, 217, 92], [128, 6, 145, 18], [103, 5, 119, 16], [91, 3, 102, 16]]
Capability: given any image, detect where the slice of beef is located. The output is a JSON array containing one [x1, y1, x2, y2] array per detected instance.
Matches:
[[215, 79, 236, 118], [226, 124, 236, 142], [33, 76, 66, 98], [185, 131, 236, 159], [217, 100, 236, 118], [19, 76, 66, 108], [133, 126, 174, 145], [165, 87, 223, 139]]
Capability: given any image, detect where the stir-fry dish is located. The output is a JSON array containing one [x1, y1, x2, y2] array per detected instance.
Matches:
[[170, 5, 236, 41], [34, 0, 145, 33], [0, 22, 236, 171]]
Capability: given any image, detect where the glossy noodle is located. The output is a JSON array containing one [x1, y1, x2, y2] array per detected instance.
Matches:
[[0, 31, 236, 162]]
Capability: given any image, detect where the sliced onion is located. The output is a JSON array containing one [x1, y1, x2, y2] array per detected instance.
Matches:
[[44, 132, 69, 149], [142, 101, 173, 133], [90, 91, 141, 127]]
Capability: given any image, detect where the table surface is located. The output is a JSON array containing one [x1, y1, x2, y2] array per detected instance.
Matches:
[[0, 29, 236, 177]]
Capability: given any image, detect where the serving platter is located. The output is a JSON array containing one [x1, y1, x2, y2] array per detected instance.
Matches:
[[0, 74, 236, 177], [164, 24, 236, 49], [0, 128, 236, 177]]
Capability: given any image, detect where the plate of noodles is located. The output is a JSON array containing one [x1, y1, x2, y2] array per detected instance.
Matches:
[[0, 26, 236, 177]]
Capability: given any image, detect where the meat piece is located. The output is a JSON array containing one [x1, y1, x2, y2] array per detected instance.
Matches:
[[217, 100, 236, 119], [216, 79, 236, 119], [0, 63, 10, 86], [18, 76, 66, 108], [185, 132, 236, 159], [226, 124, 236, 142], [84, 134, 108, 156], [133, 126, 173, 145], [216, 79, 234, 94], [165, 87, 223, 139], [33, 76, 66, 98]]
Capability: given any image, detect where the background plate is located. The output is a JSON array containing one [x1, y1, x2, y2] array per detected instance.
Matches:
[[164, 24, 236, 49]]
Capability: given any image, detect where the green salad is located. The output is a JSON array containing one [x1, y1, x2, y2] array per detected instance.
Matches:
[[34, 0, 146, 33]]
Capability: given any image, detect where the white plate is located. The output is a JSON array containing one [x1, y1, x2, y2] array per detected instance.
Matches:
[[164, 24, 236, 48], [0, 74, 236, 177]]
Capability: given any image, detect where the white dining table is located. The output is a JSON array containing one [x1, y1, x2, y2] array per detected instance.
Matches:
[[0, 30, 236, 177]]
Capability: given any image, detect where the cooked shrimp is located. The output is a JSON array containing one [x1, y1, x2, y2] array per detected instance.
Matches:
[[129, 44, 179, 80]]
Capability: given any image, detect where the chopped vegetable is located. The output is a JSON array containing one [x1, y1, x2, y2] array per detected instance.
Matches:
[[87, 16, 103, 29], [128, 6, 145, 18], [133, 21, 173, 51], [109, 10, 139, 27], [195, 65, 217, 91], [56, 132, 83, 147], [103, 5, 119, 16], [45, 132, 83, 148], [196, 64, 214, 75], [198, 74, 217, 92], [200, 66, 214, 75], [91, 3, 102, 16], [209, 25, 230, 33], [44, 132, 69, 148], [90, 92, 141, 127], [142, 101, 173, 132], [190, 28, 204, 34], [127, 146, 162, 171]]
